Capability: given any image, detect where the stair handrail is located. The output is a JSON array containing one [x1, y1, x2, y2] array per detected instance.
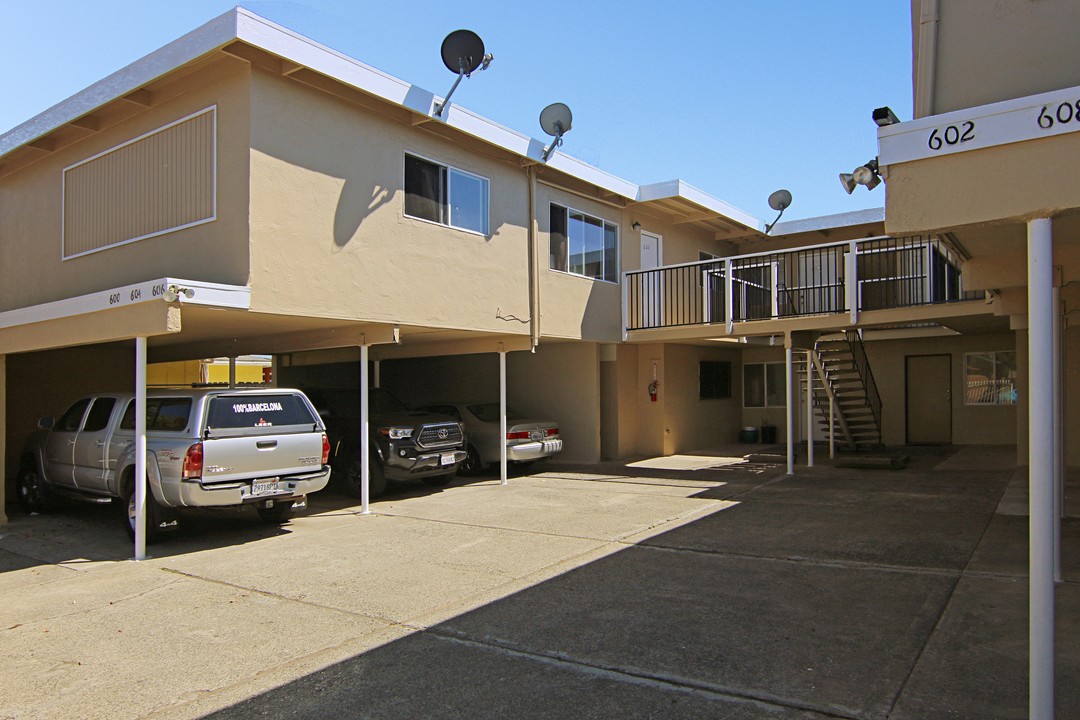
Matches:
[[810, 348, 853, 449], [844, 330, 882, 435]]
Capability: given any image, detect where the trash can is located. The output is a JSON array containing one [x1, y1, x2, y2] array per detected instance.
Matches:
[[739, 426, 759, 443], [760, 425, 777, 444]]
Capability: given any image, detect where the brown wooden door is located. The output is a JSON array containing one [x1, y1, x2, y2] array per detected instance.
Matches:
[[906, 354, 952, 444]]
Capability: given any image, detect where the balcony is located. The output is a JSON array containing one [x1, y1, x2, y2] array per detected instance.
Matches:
[[623, 235, 983, 335]]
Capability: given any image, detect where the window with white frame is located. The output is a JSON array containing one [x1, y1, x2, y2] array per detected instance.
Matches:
[[549, 203, 618, 282], [964, 351, 1017, 405], [743, 362, 786, 408], [404, 153, 489, 234]]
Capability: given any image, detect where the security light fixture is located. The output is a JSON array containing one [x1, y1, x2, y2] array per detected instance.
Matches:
[[162, 285, 195, 303], [872, 106, 900, 127], [632, 221, 641, 230], [433, 30, 494, 118], [763, 189, 792, 234], [840, 159, 881, 194]]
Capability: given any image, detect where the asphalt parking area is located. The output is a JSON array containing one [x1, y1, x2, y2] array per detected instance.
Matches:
[[1, 445, 1077, 719]]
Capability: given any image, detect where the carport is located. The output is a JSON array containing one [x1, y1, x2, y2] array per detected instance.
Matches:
[[1, 275, 539, 558]]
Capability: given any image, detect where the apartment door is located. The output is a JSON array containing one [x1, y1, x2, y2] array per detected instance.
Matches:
[[906, 354, 951, 444], [640, 232, 663, 327]]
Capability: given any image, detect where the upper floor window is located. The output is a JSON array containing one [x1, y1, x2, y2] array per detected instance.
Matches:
[[404, 153, 489, 235], [549, 203, 618, 283]]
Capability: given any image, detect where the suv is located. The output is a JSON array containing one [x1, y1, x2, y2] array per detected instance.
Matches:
[[311, 388, 466, 498], [18, 388, 331, 541]]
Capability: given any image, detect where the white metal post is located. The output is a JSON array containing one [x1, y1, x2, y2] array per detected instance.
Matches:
[[228, 356, 236, 388], [846, 240, 859, 324], [829, 394, 835, 459], [1053, 284, 1062, 584], [499, 350, 508, 486], [360, 345, 370, 515], [1027, 217, 1055, 720], [806, 350, 814, 467], [785, 347, 794, 475], [134, 337, 148, 561], [724, 259, 734, 334]]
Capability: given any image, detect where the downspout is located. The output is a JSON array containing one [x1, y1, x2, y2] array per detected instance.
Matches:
[[527, 165, 541, 349], [914, 0, 939, 119]]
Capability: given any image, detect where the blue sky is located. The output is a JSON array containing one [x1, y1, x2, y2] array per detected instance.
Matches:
[[1, 1, 911, 222]]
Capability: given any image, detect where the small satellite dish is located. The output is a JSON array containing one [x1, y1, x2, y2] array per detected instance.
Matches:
[[768, 189, 792, 212], [441, 30, 486, 75], [764, 189, 793, 235], [540, 103, 573, 161], [433, 29, 494, 117]]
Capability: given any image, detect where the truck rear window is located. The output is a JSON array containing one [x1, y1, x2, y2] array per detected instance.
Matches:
[[120, 398, 193, 431], [206, 394, 316, 430]]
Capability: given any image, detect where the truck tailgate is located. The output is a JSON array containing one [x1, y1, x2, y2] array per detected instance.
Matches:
[[200, 431, 324, 483]]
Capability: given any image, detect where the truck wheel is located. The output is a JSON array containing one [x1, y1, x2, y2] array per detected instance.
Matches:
[[342, 452, 387, 499], [256, 501, 293, 525], [119, 480, 167, 544], [16, 464, 52, 514], [460, 445, 483, 476]]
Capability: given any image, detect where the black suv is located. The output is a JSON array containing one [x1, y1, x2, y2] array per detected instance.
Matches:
[[309, 388, 465, 497]]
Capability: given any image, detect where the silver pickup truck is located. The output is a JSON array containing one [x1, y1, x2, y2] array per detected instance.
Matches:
[[17, 388, 331, 542]]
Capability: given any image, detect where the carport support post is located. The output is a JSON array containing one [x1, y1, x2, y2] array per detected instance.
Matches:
[[1027, 217, 1054, 720], [134, 337, 148, 560], [805, 350, 814, 468], [228, 356, 236, 389], [1053, 284, 1063, 584], [499, 349, 508, 486], [785, 346, 794, 475], [360, 344, 371, 515]]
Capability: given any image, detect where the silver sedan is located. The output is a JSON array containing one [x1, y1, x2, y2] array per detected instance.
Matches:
[[416, 402, 562, 475]]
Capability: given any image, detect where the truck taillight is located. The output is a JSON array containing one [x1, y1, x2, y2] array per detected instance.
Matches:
[[182, 442, 203, 480], [506, 431, 530, 440], [321, 433, 331, 465]]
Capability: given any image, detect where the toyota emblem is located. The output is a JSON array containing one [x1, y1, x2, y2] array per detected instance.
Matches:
[[437, 428, 449, 440]]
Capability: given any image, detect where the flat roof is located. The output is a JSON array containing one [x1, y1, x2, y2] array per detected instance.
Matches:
[[0, 7, 765, 235]]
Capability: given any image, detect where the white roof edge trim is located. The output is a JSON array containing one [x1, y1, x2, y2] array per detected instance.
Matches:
[[770, 207, 885, 236], [0, 8, 759, 225], [0, 11, 240, 157], [637, 180, 764, 232], [0, 278, 251, 330]]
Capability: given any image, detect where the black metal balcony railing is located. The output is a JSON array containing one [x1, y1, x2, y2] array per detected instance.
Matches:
[[624, 235, 981, 332]]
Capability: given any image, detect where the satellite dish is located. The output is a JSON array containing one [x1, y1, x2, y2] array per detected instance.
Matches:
[[764, 189, 793, 234], [768, 189, 792, 212], [433, 30, 494, 117], [441, 30, 486, 75], [540, 103, 573, 161]]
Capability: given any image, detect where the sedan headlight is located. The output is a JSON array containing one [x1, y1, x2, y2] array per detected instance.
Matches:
[[379, 426, 413, 440]]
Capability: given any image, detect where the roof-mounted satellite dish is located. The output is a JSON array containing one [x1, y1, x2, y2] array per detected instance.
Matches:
[[540, 103, 572, 161], [433, 30, 494, 117], [763, 189, 792, 234]]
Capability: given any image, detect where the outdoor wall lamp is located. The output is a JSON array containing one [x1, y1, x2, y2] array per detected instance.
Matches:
[[162, 285, 195, 302], [632, 221, 641, 230], [839, 158, 881, 194]]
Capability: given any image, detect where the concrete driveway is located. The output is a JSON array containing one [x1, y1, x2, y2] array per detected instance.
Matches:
[[0, 445, 1076, 719]]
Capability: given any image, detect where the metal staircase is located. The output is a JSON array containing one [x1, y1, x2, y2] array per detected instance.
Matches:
[[800, 331, 883, 450]]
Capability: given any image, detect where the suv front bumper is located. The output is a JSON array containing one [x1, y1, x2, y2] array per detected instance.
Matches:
[[382, 446, 466, 480]]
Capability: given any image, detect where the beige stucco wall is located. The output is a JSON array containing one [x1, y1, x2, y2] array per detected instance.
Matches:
[[4, 346, 136, 505], [884, 134, 1080, 236], [661, 344, 744, 452], [919, 0, 1080, 115], [247, 69, 536, 336], [864, 333, 1018, 447], [0, 65, 253, 312]]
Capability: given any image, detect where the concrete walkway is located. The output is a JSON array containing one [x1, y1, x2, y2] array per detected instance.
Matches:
[[0, 445, 1076, 719]]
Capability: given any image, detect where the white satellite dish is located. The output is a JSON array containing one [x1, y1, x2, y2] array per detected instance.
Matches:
[[540, 103, 572, 161]]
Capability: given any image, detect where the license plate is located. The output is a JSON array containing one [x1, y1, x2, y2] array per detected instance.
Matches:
[[440, 452, 456, 466], [251, 479, 280, 496]]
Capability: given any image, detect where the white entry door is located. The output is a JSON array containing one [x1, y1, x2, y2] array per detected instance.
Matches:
[[640, 232, 663, 327]]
